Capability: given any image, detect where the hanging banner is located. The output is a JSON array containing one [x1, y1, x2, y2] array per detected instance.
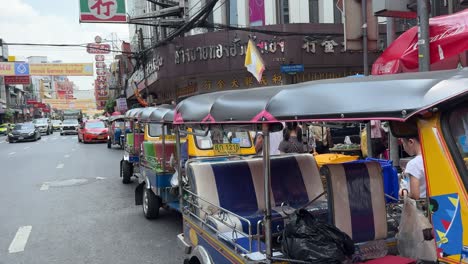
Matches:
[[79, 0, 127, 23], [95, 55, 105, 61], [87, 43, 111, 54], [4, 75, 31, 85], [30, 63, 93, 76]]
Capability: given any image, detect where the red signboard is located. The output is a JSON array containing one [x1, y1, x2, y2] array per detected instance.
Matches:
[[95, 62, 106, 68], [95, 55, 105, 61], [97, 75, 107, 82], [96, 69, 107, 75], [87, 43, 111, 54], [27, 100, 39, 105], [4, 75, 31, 85]]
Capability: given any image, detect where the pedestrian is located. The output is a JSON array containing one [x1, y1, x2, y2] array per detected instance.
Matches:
[[370, 120, 387, 158], [278, 122, 307, 154], [255, 123, 283, 155], [310, 122, 332, 154], [400, 137, 426, 199]]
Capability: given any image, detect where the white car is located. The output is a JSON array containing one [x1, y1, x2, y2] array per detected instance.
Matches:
[[60, 119, 79, 135]]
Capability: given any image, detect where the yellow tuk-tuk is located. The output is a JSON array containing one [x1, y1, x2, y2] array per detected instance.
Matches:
[[173, 69, 468, 264]]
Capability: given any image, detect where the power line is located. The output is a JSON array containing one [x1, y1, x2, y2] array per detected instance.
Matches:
[[3, 42, 136, 55]]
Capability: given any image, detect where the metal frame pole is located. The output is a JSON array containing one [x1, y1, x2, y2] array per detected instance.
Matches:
[[387, 17, 399, 165], [175, 126, 183, 211], [362, 0, 369, 76], [262, 124, 272, 262], [418, 0, 431, 72]]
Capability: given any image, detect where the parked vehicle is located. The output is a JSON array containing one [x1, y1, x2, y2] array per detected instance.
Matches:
[[0, 123, 14, 135], [175, 69, 468, 264], [60, 119, 79, 135], [33, 118, 53, 135], [120, 108, 146, 184], [107, 115, 128, 149], [77, 120, 108, 143], [8, 123, 41, 143], [52, 120, 62, 131]]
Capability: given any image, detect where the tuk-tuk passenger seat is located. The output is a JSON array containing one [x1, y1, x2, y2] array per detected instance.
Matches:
[[321, 162, 387, 243], [141, 141, 176, 169], [186, 154, 326, 238]]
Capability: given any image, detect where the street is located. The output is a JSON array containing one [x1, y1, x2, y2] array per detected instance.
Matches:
[[0, 134, 184, 264]]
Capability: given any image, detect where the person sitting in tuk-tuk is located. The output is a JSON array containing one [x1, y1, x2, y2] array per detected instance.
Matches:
[[401, 137, 426, 199]]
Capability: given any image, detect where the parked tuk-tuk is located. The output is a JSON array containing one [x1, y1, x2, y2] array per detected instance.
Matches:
[[121, 108, 145, 184], [107, 115, 128, 149], [134, 105, 258, 219], [174, 69, 468, 264]]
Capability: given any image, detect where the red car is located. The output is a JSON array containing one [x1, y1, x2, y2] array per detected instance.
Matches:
[[78, 120, 108, 143]]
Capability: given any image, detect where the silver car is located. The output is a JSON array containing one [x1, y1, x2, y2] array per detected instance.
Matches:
[[33, 118, 53, 135], [60, 119, 79, 135]]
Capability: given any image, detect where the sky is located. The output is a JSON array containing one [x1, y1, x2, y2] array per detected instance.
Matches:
[[0, 0, 130, 97]]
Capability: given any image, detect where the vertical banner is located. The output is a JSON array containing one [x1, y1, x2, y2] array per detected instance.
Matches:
[[249, 0, 265, 27], [79, 0, 127, 23]]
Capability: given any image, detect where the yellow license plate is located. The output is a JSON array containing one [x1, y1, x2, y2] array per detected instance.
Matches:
[[98, 136, 104, 139], [213, 143, 241, 155]]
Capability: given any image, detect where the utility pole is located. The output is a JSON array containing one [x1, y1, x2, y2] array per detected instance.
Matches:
[[448, 0, 454, 14], [362, 0, 373, 157], [387, 17, 399, 166], [418, 0, 431, 72]]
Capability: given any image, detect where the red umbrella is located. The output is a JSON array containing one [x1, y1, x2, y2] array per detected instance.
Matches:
[[372, 9, 468, 75]]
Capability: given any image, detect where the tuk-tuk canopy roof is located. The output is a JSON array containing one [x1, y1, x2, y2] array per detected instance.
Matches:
[[109, 115, 125, 122], [124, 108, 145, 120], [139, 104, 175, 123], [174, 68, 468, 124]]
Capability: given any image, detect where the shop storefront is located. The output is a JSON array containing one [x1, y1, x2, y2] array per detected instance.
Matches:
[[127, 23, 380, 104]]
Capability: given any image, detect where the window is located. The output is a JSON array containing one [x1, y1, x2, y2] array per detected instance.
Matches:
[[278, 0, 289, 24], [227, 0, 238, 26], [193, 129, 252, 150], [309, 0, 319, 23], [148, 123, 163, 137], [448, 107, 468, 163], [85, 122, 105, 129], [333, 0, 342, 24]]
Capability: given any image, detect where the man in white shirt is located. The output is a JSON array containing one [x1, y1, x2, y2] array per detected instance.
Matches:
[[401, 137, 426, 199], [255, 124, 283, 155]]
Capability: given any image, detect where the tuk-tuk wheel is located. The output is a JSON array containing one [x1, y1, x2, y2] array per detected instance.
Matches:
[[143, 188, 160, 219], [122, 160, 132, 184], [107, 139, 111, 149]]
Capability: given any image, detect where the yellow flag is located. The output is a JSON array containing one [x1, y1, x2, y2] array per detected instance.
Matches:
[[244, 40, 265, 83]]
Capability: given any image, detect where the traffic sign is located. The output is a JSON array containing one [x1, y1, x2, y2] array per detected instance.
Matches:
[[95, 55, 105, 61], [280, 64, 304, 74]]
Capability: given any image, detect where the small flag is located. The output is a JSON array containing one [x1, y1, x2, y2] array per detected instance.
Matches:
[[244, 39, 265, 83]]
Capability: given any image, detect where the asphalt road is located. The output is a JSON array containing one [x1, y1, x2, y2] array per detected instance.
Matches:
[[0, 133, 184, 264]]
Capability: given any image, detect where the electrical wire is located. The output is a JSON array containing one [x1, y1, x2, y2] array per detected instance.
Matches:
[[3, 42, 136, 55]]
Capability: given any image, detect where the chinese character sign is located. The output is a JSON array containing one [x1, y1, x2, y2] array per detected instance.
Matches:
[[79, 0, 127, 23]]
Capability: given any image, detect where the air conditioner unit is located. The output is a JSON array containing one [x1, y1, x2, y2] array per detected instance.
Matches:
[[373, 0, 417, 18]]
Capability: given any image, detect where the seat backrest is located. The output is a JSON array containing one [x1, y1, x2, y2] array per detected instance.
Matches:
[[187, 154, 324, 217], [321, 162, 387, 243], [187, 159, 260, 217]]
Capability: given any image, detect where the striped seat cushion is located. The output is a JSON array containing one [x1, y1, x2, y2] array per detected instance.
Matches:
[[187, 154, 325, 235], [322, 162, 387, 243]]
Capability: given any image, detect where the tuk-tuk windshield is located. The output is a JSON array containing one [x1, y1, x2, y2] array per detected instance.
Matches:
[[447, 106, 468, 172], [148, 123, 163, 137], [194, 129, 252, 150]]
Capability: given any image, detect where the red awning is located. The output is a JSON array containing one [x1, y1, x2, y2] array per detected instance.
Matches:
[[372, 9, 468, 75]]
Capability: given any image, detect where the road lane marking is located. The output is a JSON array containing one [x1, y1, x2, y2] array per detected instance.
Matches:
[[8, 152, 16, 155], [40, 184, 49, 191], [8, 226, 32, 253], [96, 177, 106, 180], [71, 148, 75, 151], [64, 154, 70, 158], [24, 147, 30, 150], [52, 138, 57, 140], [56, 164, 64, 169]]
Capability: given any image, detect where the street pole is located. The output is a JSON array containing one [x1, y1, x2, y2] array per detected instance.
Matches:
[[448, 0, 454, 14], [418, 0, 431, 72], [362, 0, 369, 76], [387, 17, 399, 166], [362, 0, 373, 157]]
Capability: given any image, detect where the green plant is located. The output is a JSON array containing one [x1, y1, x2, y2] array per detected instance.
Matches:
[[4, 109, 14, 122], [104, 99, 116, 114]]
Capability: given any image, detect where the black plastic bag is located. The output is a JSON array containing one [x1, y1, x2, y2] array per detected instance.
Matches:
[[281, 209, 355, 264]]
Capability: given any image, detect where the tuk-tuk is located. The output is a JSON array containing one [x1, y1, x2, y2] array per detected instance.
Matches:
[[107, 115, 128, 149], [121, 108, 145, 184], [134, 105, 257, 219], [174, 69, 468, 264]]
